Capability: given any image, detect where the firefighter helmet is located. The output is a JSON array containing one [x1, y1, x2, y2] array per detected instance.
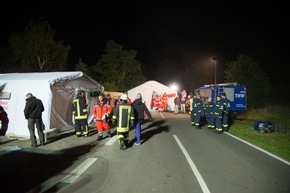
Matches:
[[120, 94, 128, 101]]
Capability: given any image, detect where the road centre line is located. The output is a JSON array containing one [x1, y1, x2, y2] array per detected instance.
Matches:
[[174, 135, 211, 193], [61, 158, 97, 184], [225, 132, 290, 166]]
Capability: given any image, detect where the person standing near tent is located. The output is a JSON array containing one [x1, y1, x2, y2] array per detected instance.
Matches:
[[180, 95, 186, 113], [0, 106, 9, 137], [174, 95, 181, 114], [162, 93, 168, 111], [93, 94, 113, 141], [105, 93, 112, 106], [24, 93, 45, 147], [112, 93, 135, 150], [132, 93, 153, 145], [72, 90, 89, 138], [181, 89, 187, 99], [151, 95, 157, 109]]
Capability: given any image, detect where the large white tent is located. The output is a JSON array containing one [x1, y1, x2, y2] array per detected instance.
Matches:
[[0, 71, 104, 137], [127, 80, 177, 111]]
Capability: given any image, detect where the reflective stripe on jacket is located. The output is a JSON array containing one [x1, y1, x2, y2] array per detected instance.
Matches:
[[73, 97, 87, 119], [112, 103, 134, 132]]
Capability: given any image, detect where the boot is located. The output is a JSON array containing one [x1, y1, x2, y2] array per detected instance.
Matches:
[[107, 130, 112, 137], [120, 139, 126, 150], [97, 134, 103, 141]]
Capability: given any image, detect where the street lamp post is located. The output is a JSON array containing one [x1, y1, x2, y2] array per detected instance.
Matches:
[[213, 57, 217, 85]]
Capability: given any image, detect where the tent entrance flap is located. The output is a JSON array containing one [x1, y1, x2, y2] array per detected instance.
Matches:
[[127, 80, 177, 112]]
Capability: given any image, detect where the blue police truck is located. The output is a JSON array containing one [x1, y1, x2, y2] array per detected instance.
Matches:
[[194, 82, 247, 118]]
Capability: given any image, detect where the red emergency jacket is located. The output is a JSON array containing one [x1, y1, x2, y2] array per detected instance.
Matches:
[[93, 101, 112, 120]]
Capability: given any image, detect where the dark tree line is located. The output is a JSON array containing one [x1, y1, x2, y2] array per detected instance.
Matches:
[[0, 18, 270, 108]]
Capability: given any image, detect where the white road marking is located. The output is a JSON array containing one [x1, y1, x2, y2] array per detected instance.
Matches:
[[159, 112, 165, 119], [174, 135, 211, 193], [106, 135, 118, 145], [61, 158, 97, 184], [225, 132, 290, 166]]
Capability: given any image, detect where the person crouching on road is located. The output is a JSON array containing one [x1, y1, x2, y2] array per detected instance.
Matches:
[[93, 94, 113, 141], [72, 90, 89, 138], [112, 94, 135, 150]]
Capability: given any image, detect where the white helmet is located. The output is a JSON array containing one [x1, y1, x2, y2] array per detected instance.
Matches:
[[120, 94, 128, 101]]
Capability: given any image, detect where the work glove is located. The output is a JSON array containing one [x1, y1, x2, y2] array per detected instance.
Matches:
[[112, 119, 117, 126], [94, 118, 101, 122], [102, 114, 109, 122], [130, 120, 134, 128]]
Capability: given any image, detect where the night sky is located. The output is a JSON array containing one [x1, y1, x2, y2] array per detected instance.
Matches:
[[1, 3, 288, 100]]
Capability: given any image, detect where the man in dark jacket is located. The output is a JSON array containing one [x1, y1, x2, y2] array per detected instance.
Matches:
[[24, 93, 45, 147], [132, 93, 153, 145]]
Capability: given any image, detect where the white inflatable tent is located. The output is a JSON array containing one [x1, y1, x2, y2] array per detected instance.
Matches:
[[0, 71, 104, 137], [127, 80, 177, 111]]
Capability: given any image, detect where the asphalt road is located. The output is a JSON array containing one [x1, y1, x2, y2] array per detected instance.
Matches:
[[0, 111, 289, 193]]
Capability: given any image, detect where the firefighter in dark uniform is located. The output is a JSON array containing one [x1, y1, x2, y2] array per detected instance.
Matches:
[[190, 94, 197, 125], [72, 90, 89, 137], [192, 94, 203, 129], [112, 93, 135, 150], [221, 93, 231, 132], [204, 97, 214, 129], [213, 95, 224, 133]]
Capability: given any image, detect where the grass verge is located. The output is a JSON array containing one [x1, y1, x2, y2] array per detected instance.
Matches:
[[229, 107, 290, 162]]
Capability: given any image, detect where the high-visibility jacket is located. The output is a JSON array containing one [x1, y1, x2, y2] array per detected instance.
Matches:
[[112, 102, 134, 133], [93, 101, 112, 120], [213, 100, 224, 117], [72, 97, 88, 120], [151, 97, 156, 108], [222, 97, 231, 114], [192, 98, 203, 115], [189, 98, 194, 112], [204, 101, 214, 117], [162, 95, 168, 109]]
